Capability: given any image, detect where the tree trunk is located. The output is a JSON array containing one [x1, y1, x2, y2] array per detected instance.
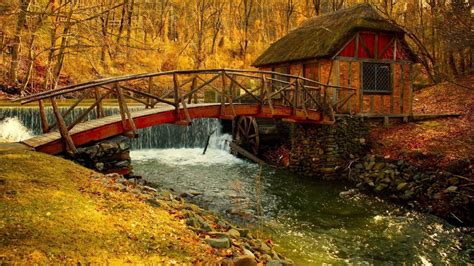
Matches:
[[459, 49, 465, 74], [9, 0, 31, 84], [448, 50, 458, 76]]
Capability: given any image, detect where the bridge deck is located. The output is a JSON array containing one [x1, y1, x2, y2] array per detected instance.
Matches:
[[22, 103, 322, 155]]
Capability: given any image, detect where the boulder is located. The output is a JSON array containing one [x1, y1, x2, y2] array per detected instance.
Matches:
[[228, 228, 240, 238], [233, 256, 257, 266], [205, 237, 230, 249]]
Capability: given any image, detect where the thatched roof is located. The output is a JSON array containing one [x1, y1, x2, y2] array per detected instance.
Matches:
[[253, 4, 406, 67]]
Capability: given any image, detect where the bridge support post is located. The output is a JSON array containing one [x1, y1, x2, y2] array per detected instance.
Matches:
[[38, 99, 49, 133], [50, 97, 77, 156], [116, 84, 138, 138]]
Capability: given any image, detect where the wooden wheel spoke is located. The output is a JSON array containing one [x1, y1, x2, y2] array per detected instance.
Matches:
[[235, 116, 260, 155]]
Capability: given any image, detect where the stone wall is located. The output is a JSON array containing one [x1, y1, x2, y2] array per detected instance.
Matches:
[[74, 135, 133, 176], [289, 116, 369, 179]]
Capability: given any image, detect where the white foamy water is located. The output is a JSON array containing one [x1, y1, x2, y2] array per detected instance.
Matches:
[[0, 117, 34, 142], [131, 148, 245, 166]]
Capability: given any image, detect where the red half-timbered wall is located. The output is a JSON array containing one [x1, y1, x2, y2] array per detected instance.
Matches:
[[337, 31, 411, 61]]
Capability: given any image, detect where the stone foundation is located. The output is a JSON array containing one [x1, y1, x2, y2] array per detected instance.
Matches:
[[289, 116, 369, 179], [74, 135, 133, 176]]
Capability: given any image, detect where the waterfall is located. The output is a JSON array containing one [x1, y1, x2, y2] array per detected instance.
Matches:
[[0, 107, 231, 150]]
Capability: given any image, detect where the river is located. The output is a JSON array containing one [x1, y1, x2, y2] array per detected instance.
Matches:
[[1, 107, 472, 264]]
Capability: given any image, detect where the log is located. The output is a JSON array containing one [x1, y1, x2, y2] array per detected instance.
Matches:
[[38, 99, 49, 133], [229, 141, 266, 165]]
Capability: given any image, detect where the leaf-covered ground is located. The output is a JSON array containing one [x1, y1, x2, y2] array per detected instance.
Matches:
[[0, 147, 219, 264], [370, 75, 473, 174]]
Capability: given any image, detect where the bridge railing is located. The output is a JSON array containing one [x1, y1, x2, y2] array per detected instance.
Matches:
[[14, 68, 355, 156]]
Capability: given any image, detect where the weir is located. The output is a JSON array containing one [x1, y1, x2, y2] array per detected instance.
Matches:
[[0, 107, 229, 150]]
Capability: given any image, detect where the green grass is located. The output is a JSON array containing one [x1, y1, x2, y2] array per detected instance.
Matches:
[[0, 148, 214, 264]]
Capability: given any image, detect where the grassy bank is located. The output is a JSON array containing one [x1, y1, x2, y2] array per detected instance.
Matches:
[[0, 146, 216, 264]]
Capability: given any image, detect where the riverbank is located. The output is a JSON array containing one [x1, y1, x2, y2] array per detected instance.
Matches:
[[341, 155, 473, 227], [0, 146, 289, 264]]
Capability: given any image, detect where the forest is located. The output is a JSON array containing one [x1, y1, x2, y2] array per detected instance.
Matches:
[[0, 0, 472, 95]]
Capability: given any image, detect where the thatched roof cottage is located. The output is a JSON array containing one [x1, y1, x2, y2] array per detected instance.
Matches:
[[253, 4, 417, 116]]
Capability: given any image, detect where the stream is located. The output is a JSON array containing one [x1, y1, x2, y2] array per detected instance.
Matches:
[[1, 107, 472, 264]]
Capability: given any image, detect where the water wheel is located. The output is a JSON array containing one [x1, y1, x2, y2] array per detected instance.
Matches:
[[235, 116, 260, 155]]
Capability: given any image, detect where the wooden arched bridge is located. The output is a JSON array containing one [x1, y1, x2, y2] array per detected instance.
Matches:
[[15, 69, 355, 156]]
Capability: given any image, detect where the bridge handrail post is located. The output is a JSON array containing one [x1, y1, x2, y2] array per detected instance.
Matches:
[[293, 78, 299, 115], [220, 70, 226, 116], [262, 74, 274, 115], [147, 77, 153, 109]]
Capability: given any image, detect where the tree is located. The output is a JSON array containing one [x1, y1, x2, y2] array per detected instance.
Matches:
[[9, 0, 30, 84]]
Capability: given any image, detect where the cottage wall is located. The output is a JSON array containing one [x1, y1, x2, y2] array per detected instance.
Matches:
[[260, 60, 412, 116]]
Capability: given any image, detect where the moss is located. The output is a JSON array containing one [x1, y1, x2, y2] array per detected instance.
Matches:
[[0, 149, 215, 264], [253, 4, 408, 67]]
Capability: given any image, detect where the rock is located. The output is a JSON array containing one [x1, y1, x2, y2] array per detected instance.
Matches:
[[374, 184, 386, 192], [445, 186, 457, 192], [145, 198, 161, 208], [142, 185, 157, 193], [339, 189, 358, 198], [114, 160, 130, 168], [180, 192, 195, 198], [186, 217, 200, 228], [204, 237, 230, 249], [118, 142, 130, 151], [364, 161, 375, 170], [105, 173, 121, 180], [199, 219, 212, 232], [95, 162, 104, 171], [243, 248, 255, 258], [236, 227, 250, 237], [267, 259, 294, 266], [260, 242, 271, 253], [233, 256, 257, 266], [397, 182, 408, 190], [117, 177, 128, 184], [228, 228, 240, 238], [374, 162, 385, 170]]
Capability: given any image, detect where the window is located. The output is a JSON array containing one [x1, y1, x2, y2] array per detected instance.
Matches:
[[362, 62, 392, 94]]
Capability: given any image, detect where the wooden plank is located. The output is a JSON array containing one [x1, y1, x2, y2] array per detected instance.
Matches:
[[399, 64, 404, 114], [348, 61, 352, 113], [334, 60, 340, 105], [359, 62, 364, 113], [409, 64, 414, 115], [355, 32, 359, 58], [380, 95, 384, 114], [370, 95, 375, 113], [390, 63, 395, 114]]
